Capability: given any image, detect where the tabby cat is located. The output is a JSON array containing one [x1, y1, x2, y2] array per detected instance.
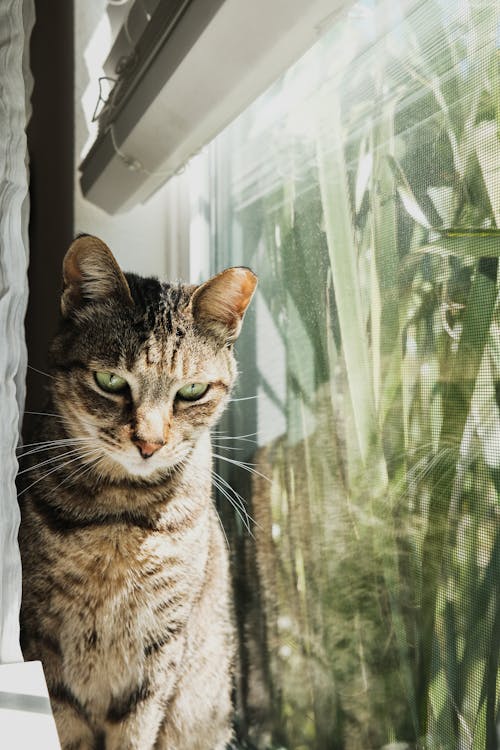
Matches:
[[18, 235, 257, 750]]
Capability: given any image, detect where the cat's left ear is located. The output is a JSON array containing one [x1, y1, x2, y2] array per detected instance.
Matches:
[[190, 267, 257, 343], [61, 235, 133, 317]]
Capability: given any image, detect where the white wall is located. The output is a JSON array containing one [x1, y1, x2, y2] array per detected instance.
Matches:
[[74, 0, 189, 281]]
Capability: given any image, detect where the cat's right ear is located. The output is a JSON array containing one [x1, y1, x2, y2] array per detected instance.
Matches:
[[190, 267, 257, 343], [61, 235, 133, 317]]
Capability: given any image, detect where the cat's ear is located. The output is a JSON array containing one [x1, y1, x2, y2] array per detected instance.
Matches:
[[190, 267, 257, 343], [61, 235, 133, 317]]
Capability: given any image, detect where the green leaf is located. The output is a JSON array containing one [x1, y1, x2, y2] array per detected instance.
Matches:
[[386, 155, 432, 229], [410, 229, 500, 264], [419, 259, 498, 732], [316, 94, 377, 464]]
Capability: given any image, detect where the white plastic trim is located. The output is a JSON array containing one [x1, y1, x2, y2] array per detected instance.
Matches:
[[0, 0, 34, 664], [81, 0, 350, 213], [0, 661, 61, 749]]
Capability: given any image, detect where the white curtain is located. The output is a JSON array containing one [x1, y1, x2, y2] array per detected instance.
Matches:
[[0, 0, 34, 664]]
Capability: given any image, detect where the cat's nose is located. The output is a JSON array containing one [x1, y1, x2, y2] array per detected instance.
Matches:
[[132, 437, 165, 459]]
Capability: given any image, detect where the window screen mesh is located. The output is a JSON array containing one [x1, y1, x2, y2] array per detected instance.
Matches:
[[198, 0, 500, 746]]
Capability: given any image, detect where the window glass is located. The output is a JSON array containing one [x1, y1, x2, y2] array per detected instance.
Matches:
[[199, 0, 500, 746]]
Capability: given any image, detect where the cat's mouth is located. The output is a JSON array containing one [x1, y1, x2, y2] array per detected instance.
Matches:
[[101, 441, 192, 479], [63, 412, 193, 481]]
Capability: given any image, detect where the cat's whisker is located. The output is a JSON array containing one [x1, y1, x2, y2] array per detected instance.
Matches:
[[211, 469, 260, 535], [212, 453, 271, 483], [213, 470, 262, 533], [211, 474, 254, 538], [81, 453, 109, 487], [53, 452, 103, 492], [213, 505, 230, 551], [16, 447, 95, 476], [215, 508, 231, 551], [27, 364, 54, 380], [390, 446, 457, 507], [385, 439, 436, 463], [392, 452, 440, 497], [408, 446, 456, 485], [24, 410, 70, 419], [17, 437, 92, 452], [185, 458, 255, 537], [211, 431, 258, 442], [210, 443, 245, 453], [210, 434, 258, 446], [228, 395, 258, 402], [218, 518, 231, 550], [17, 449, 101, 498], [17, 438, 93, 459], [41, 453, 104, 505]]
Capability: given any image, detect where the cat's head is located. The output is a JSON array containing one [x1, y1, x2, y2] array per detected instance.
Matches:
[[49, 235, 257, 483]]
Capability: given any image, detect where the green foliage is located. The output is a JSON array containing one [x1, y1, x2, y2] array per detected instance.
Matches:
[[213, 0, 500, 747]]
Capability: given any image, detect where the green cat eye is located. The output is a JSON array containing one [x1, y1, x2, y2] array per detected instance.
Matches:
[[176, 383, 209, 401], [94, 371, 128, 393]]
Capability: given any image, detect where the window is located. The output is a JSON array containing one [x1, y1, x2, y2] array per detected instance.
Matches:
[[191, 0, 500, 746]]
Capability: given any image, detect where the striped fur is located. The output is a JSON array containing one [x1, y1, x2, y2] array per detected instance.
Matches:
[[19, 236, 257, 750]]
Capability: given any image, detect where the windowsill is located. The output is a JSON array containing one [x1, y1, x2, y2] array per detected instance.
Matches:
[[0, 661, 60, 749]]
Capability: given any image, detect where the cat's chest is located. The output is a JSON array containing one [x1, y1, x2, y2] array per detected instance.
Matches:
[[58, 526, 207, 713], [62, 524, 203, 611]]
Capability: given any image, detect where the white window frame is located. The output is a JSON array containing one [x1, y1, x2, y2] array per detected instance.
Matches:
[[79, 0, 350, 213]]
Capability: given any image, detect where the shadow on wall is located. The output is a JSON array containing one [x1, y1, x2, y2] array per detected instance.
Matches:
[[25, 0, 74, 414]]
